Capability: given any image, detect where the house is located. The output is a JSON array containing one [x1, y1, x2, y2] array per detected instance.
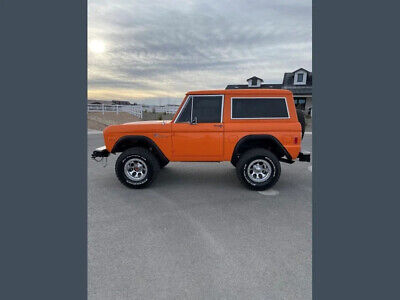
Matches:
[[142, 105, 153, 112], [87, 99, 110, 105], [226, 68, 312, 113], [87, 100, 133, 105], [112, 100, 131, 105], [141, 104, 179, 114], [282, 68, 312, 112], [246, 76, 264, 87], [226, 77, 282, 90]]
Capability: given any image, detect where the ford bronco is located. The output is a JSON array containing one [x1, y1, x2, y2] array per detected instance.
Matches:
[[92, 89, 310, 190]]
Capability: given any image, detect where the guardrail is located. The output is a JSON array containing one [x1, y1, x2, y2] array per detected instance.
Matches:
[[88, 104, 143, 118]]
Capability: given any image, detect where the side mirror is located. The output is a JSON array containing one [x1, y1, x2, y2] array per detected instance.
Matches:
[[191, 116, 198, 125]]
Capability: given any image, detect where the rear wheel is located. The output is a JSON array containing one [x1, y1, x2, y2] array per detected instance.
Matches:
[[115, 147, 160, 188], [236, 148, 281, 191]]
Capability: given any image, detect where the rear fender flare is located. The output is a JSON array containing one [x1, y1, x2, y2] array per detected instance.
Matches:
[[231, 134, 292, 164]]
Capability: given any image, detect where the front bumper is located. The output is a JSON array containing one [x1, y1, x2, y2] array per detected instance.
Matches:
[[91, 146, 110, 159], [298, 151, 311, 162]]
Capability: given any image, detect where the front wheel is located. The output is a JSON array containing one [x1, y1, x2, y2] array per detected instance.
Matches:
[[236, 148, 281, 191], [115, 147, 160, 188]]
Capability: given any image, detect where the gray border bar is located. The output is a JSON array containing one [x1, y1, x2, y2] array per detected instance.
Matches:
[[313, 1, 400, 299], [0, 1, 87, 299]]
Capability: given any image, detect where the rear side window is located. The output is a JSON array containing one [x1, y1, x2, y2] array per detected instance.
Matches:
[[231, 97, 289, 119], [192, 96, 223, 123]]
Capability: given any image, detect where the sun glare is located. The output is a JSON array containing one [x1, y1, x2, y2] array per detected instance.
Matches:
[[89, 40, 105, 54]]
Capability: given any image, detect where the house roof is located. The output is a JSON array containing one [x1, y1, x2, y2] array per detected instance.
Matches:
[[112, 100, 131, 105], [246, 76, 264, 82], [282, 71, 312, 86], [225, 68, 312, 95], [292, 68, 310, 74], [226, 83, 282, 90], [284, 86, 312, 95], [225, 84, 310, 95], [187, 89, 291, 96], [87, 99, 111, 104]]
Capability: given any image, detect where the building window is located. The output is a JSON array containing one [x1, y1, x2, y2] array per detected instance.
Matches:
[[294, 98, 306, 110], [231, 98, 289, 119], [297, 73, 303, 82], [294, 72, 307, 85]]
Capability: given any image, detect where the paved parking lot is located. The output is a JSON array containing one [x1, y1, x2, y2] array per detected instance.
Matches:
[[88, 133, 312, 300]]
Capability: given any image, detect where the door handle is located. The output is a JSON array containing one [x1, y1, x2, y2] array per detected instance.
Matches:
[[213, 124, 223, 128]]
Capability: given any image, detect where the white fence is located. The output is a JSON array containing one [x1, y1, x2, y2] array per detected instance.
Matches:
[[88, 104, 143, 118], [154, 105, 179, 114]]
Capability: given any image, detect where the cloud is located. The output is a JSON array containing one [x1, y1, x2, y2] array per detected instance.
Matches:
[[88, 0, 312, 104]]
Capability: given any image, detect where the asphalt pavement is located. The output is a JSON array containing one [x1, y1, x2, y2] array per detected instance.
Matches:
[[88, 133, 312, 300]]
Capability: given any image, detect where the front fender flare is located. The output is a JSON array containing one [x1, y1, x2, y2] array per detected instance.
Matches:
[[111, 135, 169, 165]]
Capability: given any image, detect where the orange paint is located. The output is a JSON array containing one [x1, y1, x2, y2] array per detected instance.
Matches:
[[103, 89, 302, 161]]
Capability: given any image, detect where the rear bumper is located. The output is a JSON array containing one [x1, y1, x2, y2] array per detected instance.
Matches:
[[91, 146, 110, 159], [298, 151, 311, 162]]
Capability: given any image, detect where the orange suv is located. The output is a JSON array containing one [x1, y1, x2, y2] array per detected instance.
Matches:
[[92, 89, 310, 190]]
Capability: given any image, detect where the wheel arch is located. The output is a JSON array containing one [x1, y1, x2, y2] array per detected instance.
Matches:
[[111, 135, 169, 166], [231, 135, 292, 165]]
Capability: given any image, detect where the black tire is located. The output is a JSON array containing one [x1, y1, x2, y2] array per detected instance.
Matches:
[[236, 148, 281, 191], [115, 147, 160, 188], [296, 109, 306, 139]]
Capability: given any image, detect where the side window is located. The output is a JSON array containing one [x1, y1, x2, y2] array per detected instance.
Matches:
[[176, 96, 192, 123], [192, 96, 223, 123], [231, 98, 289, 119]]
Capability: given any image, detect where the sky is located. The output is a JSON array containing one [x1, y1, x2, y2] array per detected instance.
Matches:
[[88, 0, 312, 105]]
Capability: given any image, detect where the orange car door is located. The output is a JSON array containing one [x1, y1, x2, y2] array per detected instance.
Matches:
[[172, 95, 224, 161]]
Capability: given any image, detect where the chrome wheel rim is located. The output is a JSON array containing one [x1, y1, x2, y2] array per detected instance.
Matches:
[[247, 159, 272, 183], [124, 158, 148, 181]]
